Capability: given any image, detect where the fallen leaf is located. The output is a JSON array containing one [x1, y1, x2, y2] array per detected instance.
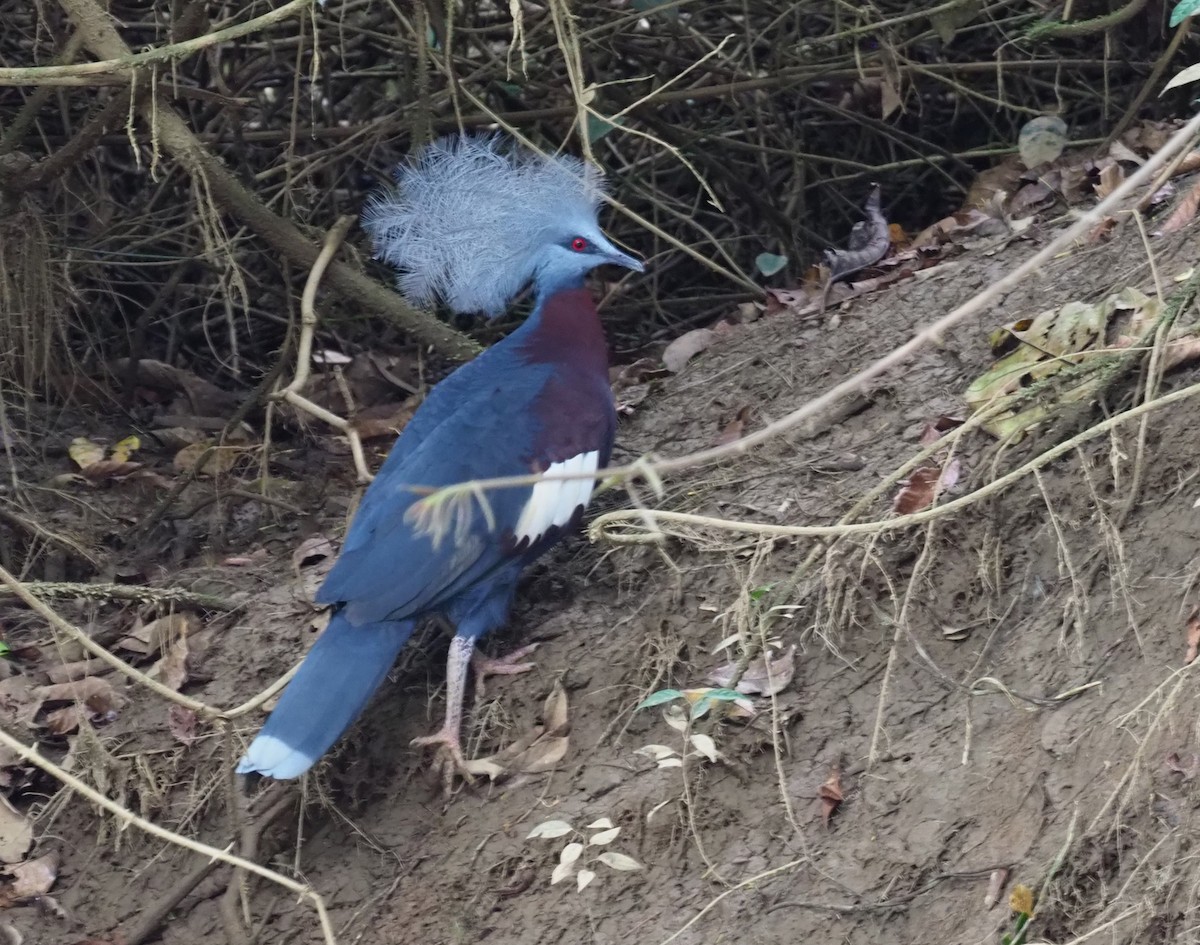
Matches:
[[1166, 750, 1200, 780], [108, 435, 141, 464], [149, 637, 189, 691], [662, 329, 716, 373], [1186, 608, 1200, 665], [1018, 115, 1068, 169], [819, 765, 843, 827], [168, 705, 198, 746], [67, 438, 104, 470], [292, 534, 335, 574], [43, 706, 83, 735], [707, 644, 796, 696], [985, 867, 1009, 909], [172, 442, 242, 477], [8, 853, 57, 897], [893, 461, 959, 514], [36, 677, 126, 720], [117, 613, 198, 656], [1156, 176, 1200, 235], [596, 852, 642, 871], [918, 415, 965, 446], [715, 406, 752, 446], [0, 677, 41, 728], [0, 797, 32, 864]]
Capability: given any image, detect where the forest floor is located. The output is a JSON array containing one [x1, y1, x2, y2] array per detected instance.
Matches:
[[4, 194, 1200, 945]]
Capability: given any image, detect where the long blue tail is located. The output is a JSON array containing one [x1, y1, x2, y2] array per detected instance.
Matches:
[[237, 612, 415, 779]]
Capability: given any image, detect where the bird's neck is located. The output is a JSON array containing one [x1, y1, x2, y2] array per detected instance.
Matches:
[[515, 283, 609, 375]]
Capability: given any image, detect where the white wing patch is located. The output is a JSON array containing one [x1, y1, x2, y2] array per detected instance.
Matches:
[[514, 450, 600, 545]]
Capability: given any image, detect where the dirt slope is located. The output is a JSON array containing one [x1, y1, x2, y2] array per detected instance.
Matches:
[[10, 215, 1200, 945]]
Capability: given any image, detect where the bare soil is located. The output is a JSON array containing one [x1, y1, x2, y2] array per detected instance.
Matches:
[[6, 215, 1200, 945]]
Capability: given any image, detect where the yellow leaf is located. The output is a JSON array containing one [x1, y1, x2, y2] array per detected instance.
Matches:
[[1009, 883, 1034, 916], [68, 437, 105, 470], [173, 442, 241, 477], [109, 435, 141, 463]]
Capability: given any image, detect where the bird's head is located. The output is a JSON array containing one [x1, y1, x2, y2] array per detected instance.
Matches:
[[529, 217, 644, 299], [362, 134, 642, 318]]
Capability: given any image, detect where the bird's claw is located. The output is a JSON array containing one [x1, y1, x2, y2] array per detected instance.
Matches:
[[471, 643, 538, 699]]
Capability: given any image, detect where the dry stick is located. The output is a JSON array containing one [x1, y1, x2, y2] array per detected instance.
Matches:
[[0, 728, 337, 945], [0, 581, 236, 611], [274, 214, 374, 482], [0, 0, 315, 84], [55, 0, 478, 361]]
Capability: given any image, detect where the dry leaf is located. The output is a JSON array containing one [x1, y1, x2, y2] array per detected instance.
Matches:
[[117, 612, 197, 656], [0, 797, 32, 864], [715, 406, 752, 446], [67, 437, 104, 470], [292, 535, 335, 574], [1166, 750, 1200, 780], [43, 706, 83, 735], [819, 765, 844, 828], [1156, 177, 1200, 236], [708, 644, 796, 696], [662, 329, 716, 373], [1186, 608, 1200, 665], [172, 442, 242, 476], [36, 677, 125, 720], [985, 867, 1009, 909], [168, 705, 199, 746], [8, 853, 57, 898], [893, 460, 960, 514], [149, 637, 189, 691], [918, 415, 965, 446]]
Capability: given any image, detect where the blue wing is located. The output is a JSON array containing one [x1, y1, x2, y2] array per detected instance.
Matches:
[[316, 361, 551, 622]]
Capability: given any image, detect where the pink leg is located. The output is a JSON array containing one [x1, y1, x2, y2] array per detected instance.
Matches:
[[471, 643, 538, 699], [411, 635, 473, 785], [412, 638, 541, 790]]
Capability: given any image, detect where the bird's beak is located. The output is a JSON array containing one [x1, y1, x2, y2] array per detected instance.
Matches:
[[596, 233, 645, 273]]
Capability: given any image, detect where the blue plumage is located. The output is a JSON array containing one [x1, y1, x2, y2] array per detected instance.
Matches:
[[238, 135, 642, 780]]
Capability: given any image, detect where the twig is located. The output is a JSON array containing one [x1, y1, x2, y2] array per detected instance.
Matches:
[[0, 580, 237, 610], [0, 728, 337, 945], [0, 0, 316, 85], [274, 214, 373, 482]]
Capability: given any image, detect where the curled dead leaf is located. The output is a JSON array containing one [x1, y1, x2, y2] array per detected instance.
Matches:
[[1186, 608, 1200, 665], [168, 705, 199, 746], [662, 329, 716, 373], [819, 765, 844, 828], [7, 853, 57, 898], [707, 645, 796, 696], [0, 797, 32, 864], [117, 612, 197, 656]]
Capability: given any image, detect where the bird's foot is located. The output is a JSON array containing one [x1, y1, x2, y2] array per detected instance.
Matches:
[[411, 726, 505, 794], [471, 643, 539, 699]]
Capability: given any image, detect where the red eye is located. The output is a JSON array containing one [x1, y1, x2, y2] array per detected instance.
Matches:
[[570, 237, 588, 252]]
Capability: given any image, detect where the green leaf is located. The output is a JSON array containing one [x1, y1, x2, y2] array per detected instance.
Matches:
[[690, 687, 744, 719], [1163, 62, 1200, 95], [585, 113, 625, 144], [0, 641, 10, 658], [748, 583, 776, 602], [755, 253, 788, 277], [1171, 0, 1200, 26], [1017, 115, 1068, 169], [637, 688, 683, 710]]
